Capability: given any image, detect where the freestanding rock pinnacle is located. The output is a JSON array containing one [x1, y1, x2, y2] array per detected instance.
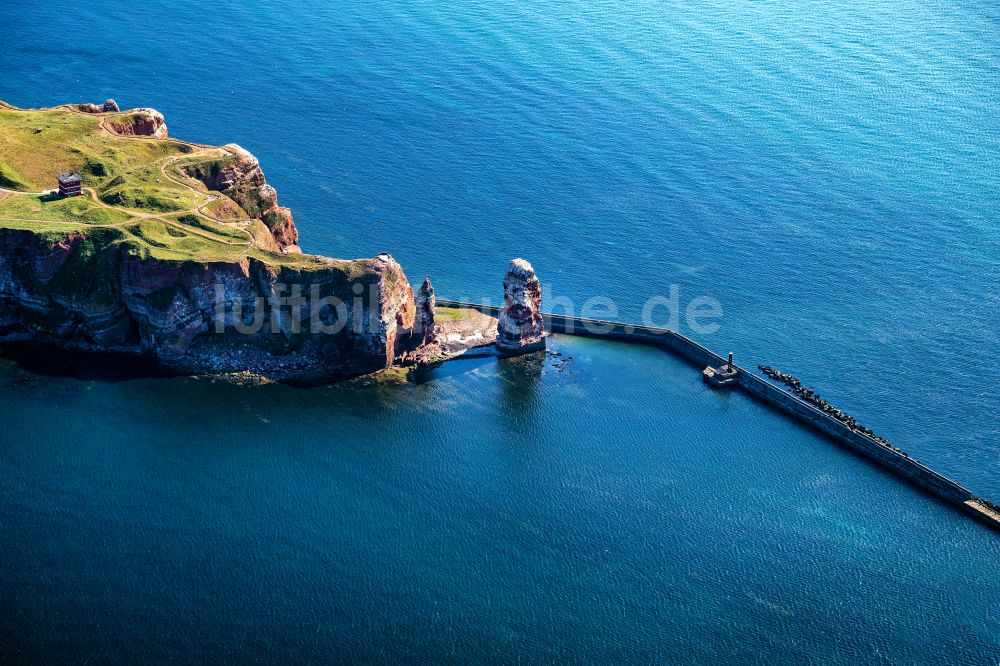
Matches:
[[497, 258, 545, 356], [416, 277, 436, 346]]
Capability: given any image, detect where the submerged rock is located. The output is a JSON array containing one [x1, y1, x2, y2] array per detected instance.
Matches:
[[497, 258, 545, 356]]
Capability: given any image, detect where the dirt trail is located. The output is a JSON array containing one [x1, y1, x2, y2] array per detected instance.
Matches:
[[0, 185, 250, 246], [3, 106, 255, 246]]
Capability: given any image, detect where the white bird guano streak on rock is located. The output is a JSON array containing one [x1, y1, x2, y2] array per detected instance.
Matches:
[[497, 258, 545, 356]]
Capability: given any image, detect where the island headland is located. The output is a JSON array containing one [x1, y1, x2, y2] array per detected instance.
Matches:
[[0, 99, 505, 382], [2, 98, 997, 534]]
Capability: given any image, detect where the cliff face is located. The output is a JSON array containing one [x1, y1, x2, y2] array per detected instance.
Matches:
[[183, 144, 299, 250], [105, 108, 168, 138], [0, 229, 417, 381]]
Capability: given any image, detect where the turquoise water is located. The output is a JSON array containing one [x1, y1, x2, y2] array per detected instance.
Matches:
[[2, 340, 999, 663], [2, 0, 1000, 661], [8, 0, 998, 491]]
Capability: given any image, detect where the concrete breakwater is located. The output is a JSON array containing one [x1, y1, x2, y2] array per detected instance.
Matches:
[[436, 299, 1000, 534]]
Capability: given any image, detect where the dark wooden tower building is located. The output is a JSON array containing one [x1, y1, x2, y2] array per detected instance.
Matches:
[[57, 172, 82, 197]]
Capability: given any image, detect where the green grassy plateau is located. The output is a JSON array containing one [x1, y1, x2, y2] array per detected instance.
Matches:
[[433, 306, 480, 323], [0, 102, 326, 269]]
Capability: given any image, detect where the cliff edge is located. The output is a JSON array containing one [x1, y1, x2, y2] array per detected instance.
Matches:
[[0, 100, 419, 381]]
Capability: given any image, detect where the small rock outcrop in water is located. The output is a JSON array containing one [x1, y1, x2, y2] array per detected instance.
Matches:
[[497, 258, 545, 356], [416, 278, 436, 346]]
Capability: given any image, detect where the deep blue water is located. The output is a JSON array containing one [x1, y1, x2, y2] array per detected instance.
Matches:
[[2, 0, 1000, 662]]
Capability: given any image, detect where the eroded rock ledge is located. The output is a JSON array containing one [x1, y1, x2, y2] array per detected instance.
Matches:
[[182, 143, 299, 251], [105, 108, 169, 138], [73, 99, 120, 113]]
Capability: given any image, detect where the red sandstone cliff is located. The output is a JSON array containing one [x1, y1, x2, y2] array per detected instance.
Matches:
[[0, 228, 417, 382], [184, 144, 300, 251], [105, 108, 168, 138], [497, 258, 545, 355]]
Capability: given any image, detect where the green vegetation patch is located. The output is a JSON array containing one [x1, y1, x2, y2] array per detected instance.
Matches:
[[117, 218, 271, 264], [99, 184, 199, 213], [0, 161, 28, 189], [201, 195, 247, 221], [0, 192, 132, 225], [126, 218, 177, 249], [0, 105, 185, 191], [171, 152, 237, 188], [224, 182, 268, 218], [434, 306, 478, 323], [261, 207, 288, 231], [169, 213, 249, 242], [0, 218, 85, 241], [97, 163, 205, 213]]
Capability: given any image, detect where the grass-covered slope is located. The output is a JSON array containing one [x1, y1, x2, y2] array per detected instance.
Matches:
[[0, 102, 303, 264], [0, 102, 420, 381], [0, 106, 182, 191], [0, 191, 132, 224]]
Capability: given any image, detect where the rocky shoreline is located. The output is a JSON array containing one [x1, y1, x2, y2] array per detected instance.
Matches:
[[0, 100, 548, 384]]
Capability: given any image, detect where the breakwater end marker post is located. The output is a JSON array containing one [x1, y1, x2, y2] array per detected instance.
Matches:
[[703, 351, 739, 389]]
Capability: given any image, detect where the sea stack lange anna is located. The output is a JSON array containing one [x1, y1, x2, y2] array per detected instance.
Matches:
[[497, 258, 545, 356]]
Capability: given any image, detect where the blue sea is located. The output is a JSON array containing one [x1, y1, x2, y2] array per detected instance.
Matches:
[[2, 0, 1000, 662]]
